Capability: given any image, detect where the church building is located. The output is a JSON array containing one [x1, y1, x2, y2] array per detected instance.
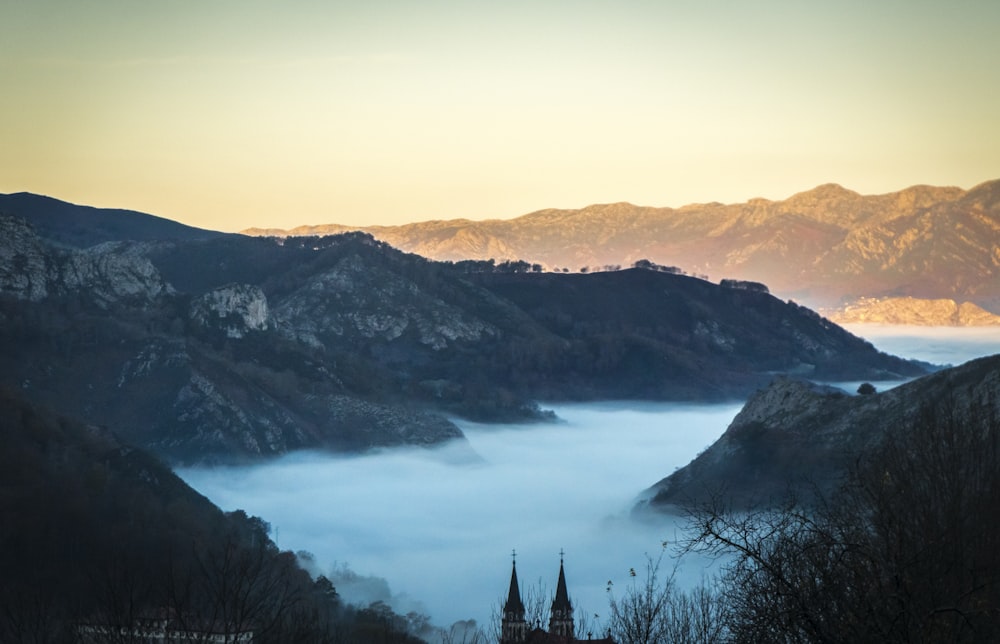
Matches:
[[500, 553, 615, 644]]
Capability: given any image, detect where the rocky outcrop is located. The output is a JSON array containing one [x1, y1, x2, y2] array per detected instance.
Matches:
[[639, 354, 1000, 512], [190, 283, 271, 338], [273, 253, 498, 350], [58, 242, 173, 308], [826, 297, 1000, 326], [163, 369, 463, 460], [0, 214, 172, 308]]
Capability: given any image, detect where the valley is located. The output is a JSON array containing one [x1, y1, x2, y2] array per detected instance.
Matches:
[[178, 328, 1000, 632]]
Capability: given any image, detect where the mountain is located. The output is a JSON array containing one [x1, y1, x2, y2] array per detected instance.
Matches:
[[243, 180, 1000, 313], [0, 192, 229, 248], [0, 208, 925, 463], [824, 296, 1000, 326], [638, 354, 1000, 512], [0, 215, 466, 463]]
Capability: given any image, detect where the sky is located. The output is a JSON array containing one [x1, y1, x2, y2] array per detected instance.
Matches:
[[3, 1, 1000, 232]]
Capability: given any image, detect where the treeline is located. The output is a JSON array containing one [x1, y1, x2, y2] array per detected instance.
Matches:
[[447, 257, 688, 276]]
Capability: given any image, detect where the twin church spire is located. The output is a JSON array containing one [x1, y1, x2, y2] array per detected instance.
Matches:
[[500, 550, 574, 644]]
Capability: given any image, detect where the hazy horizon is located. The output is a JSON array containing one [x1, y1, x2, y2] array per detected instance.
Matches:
[[4, 1, 999, 232]]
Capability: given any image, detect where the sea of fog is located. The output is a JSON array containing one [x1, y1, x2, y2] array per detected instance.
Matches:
[[177, 326, 1000, 632]]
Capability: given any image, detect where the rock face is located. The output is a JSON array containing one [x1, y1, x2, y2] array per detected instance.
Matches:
[[190, 283, 272, 338], [639, 354, 1000, 512], [826, 297, 1000, 326], [0, 211, 927, 464], [272, 253, 497, 350], [60, 242, 174, 308], [242, 179, 1000, 315], [0, 215, 50, 301], [0, 215, 172, 307]]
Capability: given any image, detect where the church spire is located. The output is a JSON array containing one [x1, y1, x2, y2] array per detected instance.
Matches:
[[501, 550, 527, 643], [504, 553, 525, 615], [549, 550, 575, 639]]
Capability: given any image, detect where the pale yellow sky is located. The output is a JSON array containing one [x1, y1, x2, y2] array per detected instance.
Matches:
[[2, 1, 999, 231]]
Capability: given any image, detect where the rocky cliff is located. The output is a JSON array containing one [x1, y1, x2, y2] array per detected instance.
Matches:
[[243, 180, 1000, 314], [190, 283, 272, 338], [639, 354, 1000, 512]]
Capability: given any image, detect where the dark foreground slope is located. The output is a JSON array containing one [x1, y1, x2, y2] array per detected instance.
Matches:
[[640, 354, 1000, 512], [0, 206, 924, 463], [0, 388, 423, 644]]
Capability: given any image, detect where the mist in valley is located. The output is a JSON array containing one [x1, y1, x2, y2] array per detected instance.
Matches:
[[842, 324, 1000, 368], [179, 403, 741, 630], [177, 327, 1000, 632]]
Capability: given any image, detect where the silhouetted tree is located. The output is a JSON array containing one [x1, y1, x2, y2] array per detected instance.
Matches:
[[856, 382, 876, 395]]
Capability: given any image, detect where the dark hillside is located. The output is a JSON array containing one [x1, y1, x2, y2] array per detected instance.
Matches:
[[0, 192, 229, 248], [640, 353, 1000, 511], [470, 268, 924, 400], [0, 388, 426, 643]]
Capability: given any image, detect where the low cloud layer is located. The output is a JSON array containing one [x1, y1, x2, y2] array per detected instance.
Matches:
[[179, 402, 741, 628], [841, 324, 1000, 367]]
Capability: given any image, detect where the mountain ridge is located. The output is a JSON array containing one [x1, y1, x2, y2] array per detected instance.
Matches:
[[0, 192, 229, 248], [240, 180, 1000, 313]]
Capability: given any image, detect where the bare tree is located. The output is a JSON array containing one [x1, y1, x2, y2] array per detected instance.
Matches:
[[687, 400, 1000, 643], [607, 547, 726, 644]]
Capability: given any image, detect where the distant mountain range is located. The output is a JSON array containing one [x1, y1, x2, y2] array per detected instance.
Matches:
[[639, 354, 1000, 512], [0, 195, 925, 463], [242, 180, 1000, 316]]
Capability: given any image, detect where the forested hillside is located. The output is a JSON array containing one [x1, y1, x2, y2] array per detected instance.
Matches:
[[0, 388, 424, 643]]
